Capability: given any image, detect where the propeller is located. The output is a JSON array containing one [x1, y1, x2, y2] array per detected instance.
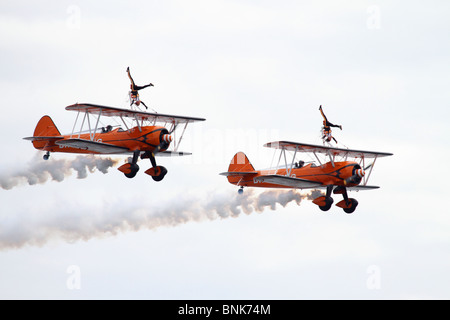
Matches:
[[344, 165, 366, 186], [154, 133, 172, 153]]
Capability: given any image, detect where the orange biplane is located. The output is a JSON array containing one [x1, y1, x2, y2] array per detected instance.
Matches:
[[221, 141, 392, 213], [24, 103, 205, 181]]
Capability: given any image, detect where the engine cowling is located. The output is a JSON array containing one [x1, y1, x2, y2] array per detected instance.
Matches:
[[344, 164, 365, 186]]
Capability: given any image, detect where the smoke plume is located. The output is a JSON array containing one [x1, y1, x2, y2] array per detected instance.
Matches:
[[0, 188, 324, 250], [0, 154, 119, 190]]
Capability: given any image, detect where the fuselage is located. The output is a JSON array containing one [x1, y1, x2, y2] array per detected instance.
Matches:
[[227, 161, 363, 188], [32, 125, 169, 154]]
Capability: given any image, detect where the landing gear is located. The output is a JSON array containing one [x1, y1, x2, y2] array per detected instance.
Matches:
[[142, 151, 168, 182], [335, 186, 359, 214], [313, 185, 334, 211], [319, 197, 333, 211], [312, 185, 359, 213], [238, 186, 244, 194], [124, 163, 139, 178], [43, 151, 50, 160], [145, 166, 167, 181], [343, 199, 358, 214], [118, 150, 168, 181], [118, 150, 140, 178]]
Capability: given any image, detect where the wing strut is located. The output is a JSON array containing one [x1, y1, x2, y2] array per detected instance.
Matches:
[[174, 121, 189, 152], [70, 110, 81, 139], [312, 151, 322, 166], [91, 108, 102, 141], [363, 155, 377, 186]]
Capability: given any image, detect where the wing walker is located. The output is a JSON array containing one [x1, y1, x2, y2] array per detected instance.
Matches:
[[221, 106, 392, 213], [25, 103, 205, 181]]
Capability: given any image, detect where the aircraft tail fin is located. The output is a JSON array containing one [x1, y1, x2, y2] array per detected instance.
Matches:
[[23, 116, 64, 150], [227, 152, 255, 172], [219, 152, 257, 185], [33, 115, 61, 137]]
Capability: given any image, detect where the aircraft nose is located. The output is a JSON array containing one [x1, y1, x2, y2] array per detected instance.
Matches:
[[162, 134, 172, 144], [356, 168, 365, 178]]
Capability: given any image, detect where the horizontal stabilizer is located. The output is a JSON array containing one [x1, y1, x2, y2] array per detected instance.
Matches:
[[55, 139, 130, 154], [23, 136, 64, 141]]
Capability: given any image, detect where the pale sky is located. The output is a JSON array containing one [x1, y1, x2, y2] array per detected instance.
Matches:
[[0, 0, 449, 299]]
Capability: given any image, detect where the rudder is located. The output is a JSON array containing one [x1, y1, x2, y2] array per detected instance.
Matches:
[[228, 152, 255, 172], [33, 115, 61, 137]]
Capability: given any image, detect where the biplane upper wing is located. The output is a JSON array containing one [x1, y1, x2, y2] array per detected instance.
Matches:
[[264, 141, 393, 158], [66, 103, 206, 124], [55, 138, 131, 154], [253, 175, 323, 188]]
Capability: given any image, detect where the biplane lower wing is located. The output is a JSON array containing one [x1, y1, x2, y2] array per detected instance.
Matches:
[[347, 185, 379, 191], [255, 175, 379, 191], [55, 139, 130, 154], [220, 171, 258, 177], [253, 175, 323, 188], [157, 151, 192, 157]]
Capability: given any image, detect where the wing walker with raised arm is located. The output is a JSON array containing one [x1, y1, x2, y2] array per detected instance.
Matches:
[[221, 105, 392, 214], [24, 68, 205, 182]]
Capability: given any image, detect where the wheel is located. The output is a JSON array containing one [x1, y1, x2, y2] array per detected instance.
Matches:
[[319, 196, 333, 211], [124, 163, 139, 178], [43, 153, 50, 160], [343, 198, 358, 214], [238, 188, 244, 194], [151, 166, 167, 181]]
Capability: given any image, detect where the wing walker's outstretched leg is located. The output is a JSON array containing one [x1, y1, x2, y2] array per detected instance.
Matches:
[[127, 67, 154, 110], [319, 105, 342, 144]]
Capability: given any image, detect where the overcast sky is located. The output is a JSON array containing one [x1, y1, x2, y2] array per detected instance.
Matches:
[[0, 0, 449, 299]]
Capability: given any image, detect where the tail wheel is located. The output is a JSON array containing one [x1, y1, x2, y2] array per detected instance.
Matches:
[[343, 198, 358, 214], [319, 196, 334, 211]]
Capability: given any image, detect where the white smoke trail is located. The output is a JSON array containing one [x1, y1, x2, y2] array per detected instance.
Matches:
[[0, 154, 119, 190], [0, 188, 324, 250]]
